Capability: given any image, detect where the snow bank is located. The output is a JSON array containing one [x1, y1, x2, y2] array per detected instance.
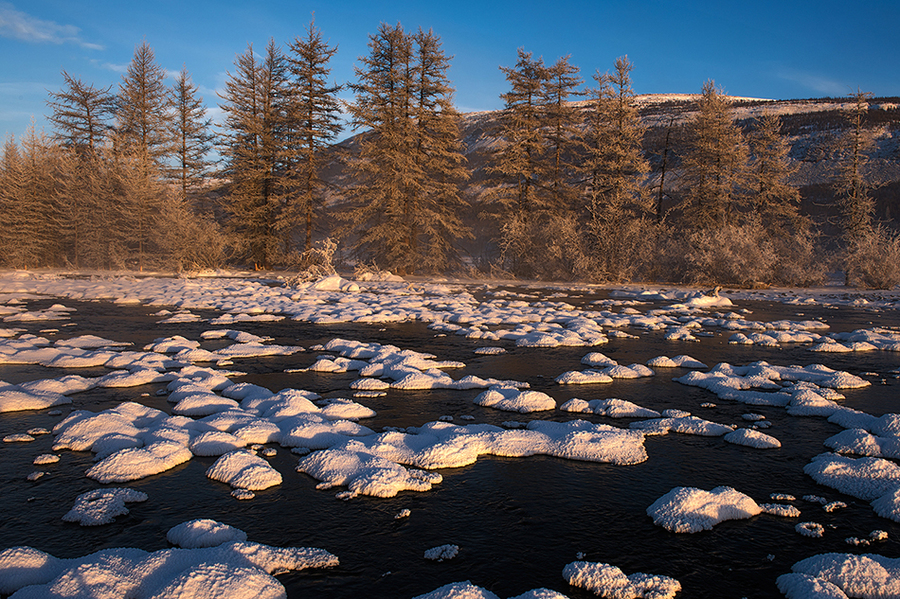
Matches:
[[473, 387, 556, 413], [647, 486, 762, 533]]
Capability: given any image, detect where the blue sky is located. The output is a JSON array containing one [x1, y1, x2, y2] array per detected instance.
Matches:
[[2, 0, 899, 140]]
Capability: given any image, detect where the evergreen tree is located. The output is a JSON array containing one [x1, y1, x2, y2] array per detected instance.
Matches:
[[678, 80, 749, 229], [836, 90, 875, 240], [489, 49, 549, 217], [284, 19, 344, 252], [345, 23, 416, 270], [542, 55, 582, 213], [0, 135, 25, 267], [46, 71, 115, 155], [218, 40, 289, 268], [345, 24, 468, 273], [747, 111, 801, 232], [117, 41, 173, 167], [581, 56, 650, 280], [408, 27, 470, 272], [169, 66, 214, 203]]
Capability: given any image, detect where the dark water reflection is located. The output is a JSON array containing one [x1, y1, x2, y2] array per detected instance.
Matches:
[[1, 291, 899, 598]]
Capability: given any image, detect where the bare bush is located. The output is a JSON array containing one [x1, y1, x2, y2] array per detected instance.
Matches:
[[844, 225, 900, 289], [285, 238, 338, 284], [657, 222, 777, 287]]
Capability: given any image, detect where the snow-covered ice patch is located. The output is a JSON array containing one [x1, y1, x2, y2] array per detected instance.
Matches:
[[62, 488, 148, 526], [562, 560, 681, 598], [647, 486, 762, 533], [167, 519, 248, 548]]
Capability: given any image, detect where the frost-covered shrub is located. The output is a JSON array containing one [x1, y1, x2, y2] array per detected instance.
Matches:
[[286, 238, 338, 284], [656, 222, 776, 286], [771, 227, 829, 286], [843, 225, 900, 289]]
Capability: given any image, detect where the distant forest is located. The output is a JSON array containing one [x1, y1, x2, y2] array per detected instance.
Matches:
[[2, 21, 899, 288]]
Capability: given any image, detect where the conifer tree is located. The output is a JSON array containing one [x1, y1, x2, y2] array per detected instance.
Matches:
[[117, 41, 175, 270], [345, 23, 416, 270], [747, 111, 801, 232], [118, 41, 173, 167], [218, 40, 289, 268], [169, 67, 214, 203], [345, 23, 468, 273], [581, 56, 650, 279], [408, 27, 471, 272], [836, 90, 875, 240], [542, 55, 582, 213], [489, 49, 549, 217], [284, 19, 344, 252], [678, 80, 749, 229], [46, 72, 115, 155]]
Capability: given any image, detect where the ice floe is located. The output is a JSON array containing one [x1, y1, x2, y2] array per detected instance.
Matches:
[[562, 560, 681, 598], [166, 519, 248, 548], [647, 486, 762, 533], [777, 553, 900, 598], [0, 540, 338, 598], [62, 488, 148, 526]]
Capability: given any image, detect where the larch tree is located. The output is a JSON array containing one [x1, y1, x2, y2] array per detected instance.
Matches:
[[489, 49, 549, 218], [835, 89, 875, 241], [407, 27, 470, 272], [46, 72, 116, 267], [117, 40, 175, 270], [747, 111, 801, 232], [678, 80, 749, 229], [344, 23, 469, 274], [542, 55, 583, 214], [46, 71, 115, 155], [117, 41, 173, 167], [284, 19, 344, 252], [344, 23, 419, 271], [169, 66, 214, 204], [218, 40, 290, 268], [487, 49, 551, 275], [582, 56, 650, 280], [0, 136, 26, 267]]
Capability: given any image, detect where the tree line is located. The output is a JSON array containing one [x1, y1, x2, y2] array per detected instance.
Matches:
[[0, 21, 896, 286]]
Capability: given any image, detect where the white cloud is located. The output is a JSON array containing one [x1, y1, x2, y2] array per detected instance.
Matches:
[[0, 2, 102, 50], [776, 68, 846, 97]]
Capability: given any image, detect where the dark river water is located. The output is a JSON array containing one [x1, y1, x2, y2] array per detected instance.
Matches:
[[1, 289, 899, 598]]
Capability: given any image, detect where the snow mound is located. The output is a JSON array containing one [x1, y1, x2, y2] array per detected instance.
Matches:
[[424, 544, 459, 561], [62, 488, 148, 526], [474, 387, 556, 413], [723, 428, 781, 449], [779, 553, 900, 598], [0, 541, 338, 598], [647, 486, 762, 533], [86, 441, 193, 483], [562, 560, 681, 598], [167, 519, 248, 548], [206, 450, 283, 491], [559, 398, 660, 418]]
